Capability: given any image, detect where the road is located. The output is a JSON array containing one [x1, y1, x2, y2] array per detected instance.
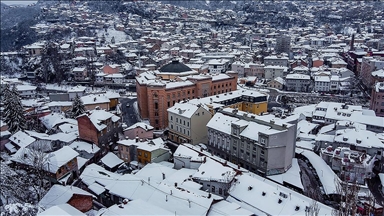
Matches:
[[120, 97, 139, 128]]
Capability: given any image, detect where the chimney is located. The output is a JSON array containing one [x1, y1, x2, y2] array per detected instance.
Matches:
[[162, 172, 165, 180], [122, 199, 129, 205], [350, 33, 355, 51]]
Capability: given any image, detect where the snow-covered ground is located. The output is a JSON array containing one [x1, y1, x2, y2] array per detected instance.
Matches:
[[96, 27, 130, 44]]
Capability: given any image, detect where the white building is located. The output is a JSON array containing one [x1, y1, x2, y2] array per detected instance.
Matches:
[[206, 108, 297, 176], [314, 75, 331, 92], [285, 74, 311, 92], [208, 59, 230, 73], [167, 102, 211, 145], [320, 146, 376, 185], [264, 65, 288, 80], [264, 55, 289, 67], [16, 85, 37, 98]]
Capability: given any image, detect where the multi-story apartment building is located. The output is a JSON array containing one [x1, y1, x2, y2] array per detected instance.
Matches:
[[264, 65, 288, 80], [136, 60, 238, 130], [264, 55, 289, 67], [370, 82, 384, 117], [206, 108, 297, 176], [245, 63, 265, 78], [285, 74, 311, 92], [314, 75, 331, 92], [275, 35, 291, 54], [167, 102, 211, 144]]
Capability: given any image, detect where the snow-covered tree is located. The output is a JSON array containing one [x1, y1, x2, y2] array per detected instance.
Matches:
[[0, 202, 40, 216], [4, 85, 26, 133], [70, 93, 86, 118]]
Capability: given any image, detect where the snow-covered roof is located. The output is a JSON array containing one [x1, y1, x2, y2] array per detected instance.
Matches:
[[227, 173, 334, 215], [80, 94, 110, 105], [296, 149, 340, 195], [134, 163, 177, 184], [101, 152, 124, 169], [69, 141, 100, 154], [207, 112, 238, 134], [192, 157, 236, 183], [39, 185, 93, 209], [39, 113, 76, 130], [167, 102, 209, 118], [102, 199, 173, 216], [16, 84, 37, 91], [208, 200, 257, 216], [267, 158, 304, 191], [67, 85, 87, 93], [286, 73, 310, 80], [126, 122, 154, 131], [9, 130, 36, 148], [334, 128, 384, 149], [80, 163, 121, 187], [38, 204, 85, 216], [82, 109, 120, 131]]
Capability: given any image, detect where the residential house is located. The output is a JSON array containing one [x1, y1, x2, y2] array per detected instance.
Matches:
[[192, 157, 237, 197], [167, 102, 211, 145], [117, 139, 139, 163], [81, 94, 110, 111], [360, 57, 384, 88], [46, 101, 72, 113], [267, 77, 285, 90], [77, 109, 121, 154], [136, 138, 171, 166], [24, 43, 44, 56], [100, 152, 124, 172], [102, 64, 120, 74], [16, 85, 37, 98], [11, 146, 79, 184], [123, 122, 154, 140], [73, 67, 87, 81], [39, 185, 94, 212], [245, 63, 265, 78], [285, 74, 311, 92], [67, 86, 87, 101]]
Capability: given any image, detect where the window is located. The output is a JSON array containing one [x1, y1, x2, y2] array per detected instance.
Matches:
[[171, 116, 173, 121], [171, 124, 173, 129], [167, 101, 170, 107], [138, 151, 142, 156], [211, 185, 215, 193], [187, 122, 189, 127], [260, 138, 266, 144], [154, 102, 158, 109], [144, 153, 148, 158], [126, 146, 129, 151], [155, 119, 159, 124], [219, 188, 223, 195], [184, 120, 185, 125]]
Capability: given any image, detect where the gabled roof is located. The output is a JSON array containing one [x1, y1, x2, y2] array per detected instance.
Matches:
[[39, 185, 94, 209]]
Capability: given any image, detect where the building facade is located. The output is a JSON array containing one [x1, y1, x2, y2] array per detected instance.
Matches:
[[167, 103, 211, 145], [370, 82, 384, 117], [136, 60, 238, 130], [206, 109, 297, 176]]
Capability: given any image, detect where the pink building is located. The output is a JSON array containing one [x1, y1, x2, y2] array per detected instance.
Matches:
[[123, 122, 154, 140], [370, 82, 384, 117]]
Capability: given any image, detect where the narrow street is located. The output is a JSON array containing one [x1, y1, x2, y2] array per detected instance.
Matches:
[[120, 97, 139, 128], [298, 158, 324, 203]]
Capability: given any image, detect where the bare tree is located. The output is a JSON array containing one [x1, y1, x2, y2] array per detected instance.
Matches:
[[333, 177, 359, 216], [7, 141, 52, 203], [305, 200, 320, 216]]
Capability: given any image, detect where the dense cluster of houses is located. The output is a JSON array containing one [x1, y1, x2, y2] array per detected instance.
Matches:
[[1, 0, 384, 215]]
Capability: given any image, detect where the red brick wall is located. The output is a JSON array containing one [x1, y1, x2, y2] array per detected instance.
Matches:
[[67, 194, 93, 212], [77, 115, 99, 145], [137, 82, 149, 119]]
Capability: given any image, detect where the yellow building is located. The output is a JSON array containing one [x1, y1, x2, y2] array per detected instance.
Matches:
[[189, 89, 268, 116]]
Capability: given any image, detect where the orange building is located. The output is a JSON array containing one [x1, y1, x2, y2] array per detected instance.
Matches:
[[136, 60, 238, 130]]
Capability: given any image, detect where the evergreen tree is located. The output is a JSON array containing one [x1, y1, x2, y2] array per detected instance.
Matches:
[[70, 94, 86, 118], [4, 85, 26, 133]]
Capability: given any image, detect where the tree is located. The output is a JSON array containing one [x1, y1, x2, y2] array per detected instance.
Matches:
[[4, 85, 26, 133], [333, 177, 358, 216], [305, 200, 320, 216], [0, 202, 40, 216], [70, 94, 86, 118]]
